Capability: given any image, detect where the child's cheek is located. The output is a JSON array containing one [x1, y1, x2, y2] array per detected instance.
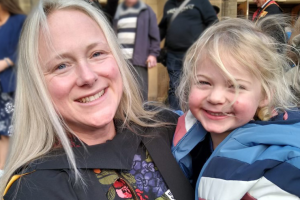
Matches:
[[233, 100, 257, 120], [188, 88, 201, 110]]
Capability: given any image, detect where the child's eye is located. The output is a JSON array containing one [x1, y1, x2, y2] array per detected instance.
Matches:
[[198, 81, 211, 85], [229, 84, 246, 90]]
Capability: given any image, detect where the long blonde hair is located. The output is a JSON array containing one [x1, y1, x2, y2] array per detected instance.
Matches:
[[0, 0, 164, 193], [177, 17, 299, 121]]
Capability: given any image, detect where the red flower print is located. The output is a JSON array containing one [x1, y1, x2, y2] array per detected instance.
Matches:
[[113, 179, 132, 199], [136, 189, 149, 200]]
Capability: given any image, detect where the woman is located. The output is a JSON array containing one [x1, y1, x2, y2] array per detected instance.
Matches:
[[0, 0, 25, 175], [0, 0, 194, 200]]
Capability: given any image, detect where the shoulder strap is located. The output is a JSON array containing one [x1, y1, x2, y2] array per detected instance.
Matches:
[[142, 134, 194, 200], [167, 0, 190, 30]]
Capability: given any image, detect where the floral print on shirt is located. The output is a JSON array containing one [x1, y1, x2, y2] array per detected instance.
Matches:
[[0, 93, 14, 136], [94, 149, 173, 200]]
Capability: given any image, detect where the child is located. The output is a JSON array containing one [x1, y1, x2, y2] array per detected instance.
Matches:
[[172, 17, 300, 200]]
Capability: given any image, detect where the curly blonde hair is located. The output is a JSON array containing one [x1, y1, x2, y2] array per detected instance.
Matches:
[[177, 16, 298, 121]]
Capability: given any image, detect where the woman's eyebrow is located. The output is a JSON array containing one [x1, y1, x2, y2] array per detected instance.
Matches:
[[86, 42, 110, 51], [44, 42, 111, 66]]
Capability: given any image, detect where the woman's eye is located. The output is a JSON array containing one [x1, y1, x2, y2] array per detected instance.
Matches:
[[92, 52, 102, 57], [57, 63, 66, 70]]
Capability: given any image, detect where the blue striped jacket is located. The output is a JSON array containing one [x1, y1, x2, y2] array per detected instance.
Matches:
[[172, 110, 300, 200]]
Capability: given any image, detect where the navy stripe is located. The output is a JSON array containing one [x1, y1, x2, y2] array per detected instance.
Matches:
[[117, 28, 136, 33], [119, 13, 139, 20], [120, 44, 134, 49], [203, 156, 281, 181], [265, 161, 300, 197], [250, 111, 300, 125]]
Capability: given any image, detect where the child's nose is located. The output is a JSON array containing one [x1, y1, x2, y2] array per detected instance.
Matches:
[[207, 87, 226, 104]]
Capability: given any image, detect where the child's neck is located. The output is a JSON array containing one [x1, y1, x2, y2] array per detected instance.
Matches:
[[210, 131, 231, 150]]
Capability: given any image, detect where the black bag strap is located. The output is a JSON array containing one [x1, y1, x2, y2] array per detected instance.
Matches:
[[142, 135, 194, 200]]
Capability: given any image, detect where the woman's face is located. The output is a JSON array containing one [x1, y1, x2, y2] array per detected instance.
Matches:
[[39, 9, 123, 135]]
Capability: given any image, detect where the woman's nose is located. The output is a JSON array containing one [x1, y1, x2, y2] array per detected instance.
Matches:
[[76, 62, 98, 87], [207, 87, 226, 105]]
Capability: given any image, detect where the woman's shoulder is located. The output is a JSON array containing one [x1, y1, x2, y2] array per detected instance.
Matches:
[[155, 108, 180, 124], [142, 105, 180, 143], [3, 168, 76, 200]]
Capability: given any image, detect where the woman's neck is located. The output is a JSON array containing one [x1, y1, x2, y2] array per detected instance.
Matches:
[[73, 121, 117, 146], [210, 131, 231, 150], [0, 7, 10, 26]]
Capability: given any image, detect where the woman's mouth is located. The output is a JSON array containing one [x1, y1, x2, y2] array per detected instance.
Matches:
[[77, 89, 105, 103]]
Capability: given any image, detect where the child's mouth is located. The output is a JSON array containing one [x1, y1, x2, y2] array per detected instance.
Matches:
[[205, 110, 233, 116]]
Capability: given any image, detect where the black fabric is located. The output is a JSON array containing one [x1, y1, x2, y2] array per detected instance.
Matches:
[[159, 0, 218, 53], [264, 4, 283, 15], [143, 131, 195, 200], [4, 109, 194, 200], [86, 0, 119, 24], [190, 133, 212, 188]]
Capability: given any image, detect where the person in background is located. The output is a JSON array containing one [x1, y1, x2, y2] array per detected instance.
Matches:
[[252, 0, 283, 23], [0, 0, 25, 177], [113, 0, 160, 101], [84, 0, 119, 23], [159, 0, 218, 110], [212, 5, 220, 16]]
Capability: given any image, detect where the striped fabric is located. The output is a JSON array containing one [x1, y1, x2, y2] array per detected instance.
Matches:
[[172, 111, 300, 200], [117, 8, 140, 59]]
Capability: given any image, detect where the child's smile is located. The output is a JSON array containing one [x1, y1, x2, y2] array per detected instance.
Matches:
[[189, 55, 268, 147]]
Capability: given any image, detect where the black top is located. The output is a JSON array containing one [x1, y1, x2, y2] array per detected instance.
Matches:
[[190, 133, 212, 188], [253, 1, 283, 23], [86, 0, 119, 23], [263, 4, 282, 16], [159, 0, 218, 53], [4, 110, 194, 200]]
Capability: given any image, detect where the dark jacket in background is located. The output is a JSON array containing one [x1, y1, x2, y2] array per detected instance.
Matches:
[[159, 0, 218, 53], [85, 0, 119, 23], [0, 14, 26, 93], [113, 2, 160, 67], [252, 0, 283, 23]]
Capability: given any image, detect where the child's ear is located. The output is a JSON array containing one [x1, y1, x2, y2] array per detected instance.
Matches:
[[259, 96, 269, 108]]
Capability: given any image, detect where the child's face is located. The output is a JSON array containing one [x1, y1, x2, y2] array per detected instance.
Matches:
[[189, 57, 268, 136]]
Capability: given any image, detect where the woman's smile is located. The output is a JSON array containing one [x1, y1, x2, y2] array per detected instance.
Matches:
[[76, 88, 106, 103]]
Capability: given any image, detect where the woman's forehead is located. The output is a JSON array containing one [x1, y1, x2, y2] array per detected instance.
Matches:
[[38, 9, 110, 67]]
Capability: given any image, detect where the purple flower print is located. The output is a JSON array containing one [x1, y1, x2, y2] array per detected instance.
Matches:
[[149, 171, 168, 197], [141, 161, 155, 174], [135, 172, 153, 193], [130, 154, 142, 175]]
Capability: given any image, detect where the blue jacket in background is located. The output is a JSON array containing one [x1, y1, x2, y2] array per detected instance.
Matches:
[[173, 110, 300, 200], [0, 14, 26, 93]]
